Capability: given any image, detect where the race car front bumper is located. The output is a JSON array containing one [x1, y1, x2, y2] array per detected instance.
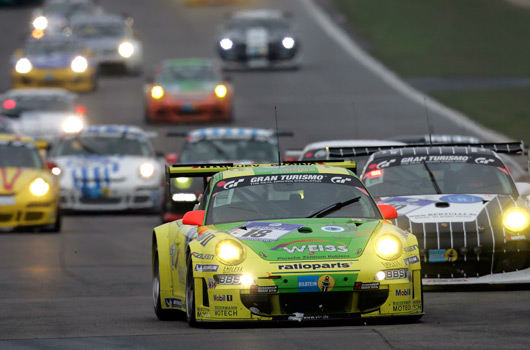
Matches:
[[146, 97, 232, 123], [11, 68, 96, 92], [0, 199, 58, 231]]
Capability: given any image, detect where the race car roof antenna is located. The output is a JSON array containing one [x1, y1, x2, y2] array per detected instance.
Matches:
[[424, 96, 434, 147], [274, 106, 282, 166]]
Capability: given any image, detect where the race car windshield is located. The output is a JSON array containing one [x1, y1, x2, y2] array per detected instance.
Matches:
[[228, 17, 289, 32], [0, 143, 43, 168], [205, 174, 380, 224], [25, 41, 83, 56], [73, 23, 126, 38], [179, 139, 278, 163], [156, 65, 220, 83], [363, 161, 516, 197], [52, 136, 153, 157], [43, 3, 94, 17], [1, 96, 73, 117]]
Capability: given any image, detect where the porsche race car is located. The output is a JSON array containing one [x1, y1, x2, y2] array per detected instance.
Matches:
[[152, 161, 423, 325], [0, 134, 61, 232], [48, 125, 163, 212], [144, 59, 233, 123], [348, 142, 530, 285], [217, 9, 301, 70]]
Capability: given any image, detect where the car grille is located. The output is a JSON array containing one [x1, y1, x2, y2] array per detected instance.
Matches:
[[0, 214, 12, 223], [79, 197, 121, 205]]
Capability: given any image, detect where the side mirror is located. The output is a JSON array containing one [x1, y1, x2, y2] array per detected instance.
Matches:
[[182, 210, 205, 226], [516, 182, 530, 197], [378, 204, 398, 220], [165, 153, 178, 164]]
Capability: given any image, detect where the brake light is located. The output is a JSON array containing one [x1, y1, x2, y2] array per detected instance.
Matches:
[[3, 99, 16, 110], [304, 152, 314, 159], [364, 169, 383, 179], [75, 105, 87, 115]]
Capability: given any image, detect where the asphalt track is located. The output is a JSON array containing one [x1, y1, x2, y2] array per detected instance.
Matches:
[[1, 1, 530, 349]]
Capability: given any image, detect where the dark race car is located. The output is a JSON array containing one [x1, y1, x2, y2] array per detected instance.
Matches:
[[216, 9, 300, 70]]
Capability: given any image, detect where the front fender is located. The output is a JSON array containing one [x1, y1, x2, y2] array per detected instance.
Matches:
[[152, 222, 173, 293]]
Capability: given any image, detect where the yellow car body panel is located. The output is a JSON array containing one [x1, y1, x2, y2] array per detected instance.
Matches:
[[11, 66, 96, 93]]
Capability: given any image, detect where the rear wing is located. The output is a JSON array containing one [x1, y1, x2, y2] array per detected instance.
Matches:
[[166, 160, 356, 182], [327, 141, 525, 158]]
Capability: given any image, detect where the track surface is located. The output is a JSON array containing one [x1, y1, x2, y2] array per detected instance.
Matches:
[[1, 1, 529, 349]]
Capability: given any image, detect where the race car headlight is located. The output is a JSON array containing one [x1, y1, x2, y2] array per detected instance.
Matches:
[[151, 86, 164, 99], [71, 56, 88, 73], [219, 38, 233, 50], [139, 162, 155, 179], [32, 16, 48, 30], [214, 84, 228, 98], [503, 207, 530, 233], [15, 58, 32, 74], [374, 234, 403, 261], [30, 178, 50, 196], [282, 36, 295, 49], [216, 239, 245, 265], [172, 193, 197, 202], [61, 116, 84, 133], [118, 41, 134, 58]]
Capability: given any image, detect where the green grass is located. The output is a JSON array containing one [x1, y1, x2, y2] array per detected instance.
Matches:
[[332, 0, 530, 78]]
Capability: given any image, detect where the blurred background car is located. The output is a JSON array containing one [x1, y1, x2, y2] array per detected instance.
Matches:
[[144, 58, 233, 123], [162, 127, 291, 222], [68, 13, 143, 75], [0, 88, 85, 143], [217, 9, 300, 70], [11, 35, 98, 92], [0, 134, 61, 232], [47, 124, 163, 212], [0, 116, 16, 134]]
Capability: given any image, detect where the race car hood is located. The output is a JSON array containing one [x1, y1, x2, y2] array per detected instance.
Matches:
[[159, 81, 217, 96], [223, 28, 290, 43], [213, 219, 381, 261], [25, 52, 79, 69], [14, 111, 76, 139], [377, 194, 514, 223], [52, 155, 159, 182], [0, 167, 46, 194]]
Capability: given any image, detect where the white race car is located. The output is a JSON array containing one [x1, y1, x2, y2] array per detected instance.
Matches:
[[48, 125, 163, 212]]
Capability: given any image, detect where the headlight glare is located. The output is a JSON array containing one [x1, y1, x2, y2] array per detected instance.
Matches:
[[15, 58, 32, 74], [33, 16, 48, 30], [215, 239, 245, 265], [118, 41, 134, 58], [30, 178, 50, 196], [214, 84, 227, 98], [220, 38, 233, 50], [240, 274, 254, 286], [151, 86, 164, 99], [374, 234, 403, 261], [61, 116, 84, 133], [282, 36, 295, 49], [172, 193, 197, 202], [139, 163, 155, 179], [503, 207, 530, 233], [71, 56, 88, 73]]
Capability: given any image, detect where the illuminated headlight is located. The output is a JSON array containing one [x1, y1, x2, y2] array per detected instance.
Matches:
[[71, 56, 88, 73], [32, 16, 48, 30], [214, 84, 227, 98], [240, 274, 254, 286], [375, 271, 386, 281], [220, 38, 233, 50], [61, 116, 84, 133], [118, 41, 134, 58], [30, 178, 50, 196], [139, 163, 155, 179], [172, 193, 197, 202], [215, 239, 245, 265], [151, 86, 164, 99], [15, 58, 32, 74], [282, 37, 295, 49], [51, 167, 61, 176], [374, 234, 403, 261], [503, 207, 530, 233]]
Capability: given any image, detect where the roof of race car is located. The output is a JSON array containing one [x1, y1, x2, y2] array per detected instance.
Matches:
[[0, 133, 44, 146], [76, 125, 148, 137], [230, 9, 287, 20], [187, 127, 277, 141], [302, 139, 406, 152], [2, 88, 76, 99], [370, 146, 501, 160], [69, 14, 127, 26]]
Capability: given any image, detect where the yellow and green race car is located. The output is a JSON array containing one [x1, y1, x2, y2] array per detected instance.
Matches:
[[0, 134, 61, 232], [152, 161, 423, 325]]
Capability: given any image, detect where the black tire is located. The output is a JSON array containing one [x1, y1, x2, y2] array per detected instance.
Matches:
[[153, 248, 180, 320], [185, 254, 197, 326]]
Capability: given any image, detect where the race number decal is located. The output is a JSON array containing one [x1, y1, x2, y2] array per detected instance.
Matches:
[[228, 222, 304, 242]]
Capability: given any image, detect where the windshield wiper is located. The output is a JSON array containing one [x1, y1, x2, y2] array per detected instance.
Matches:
[[422, 161, 442, 194], [306, 196, 361, 218]]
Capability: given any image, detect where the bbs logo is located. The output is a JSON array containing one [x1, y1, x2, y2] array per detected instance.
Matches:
[[217, 179, 245, 189], [475, 157, 495, 165], [331, 177, 352, 184]]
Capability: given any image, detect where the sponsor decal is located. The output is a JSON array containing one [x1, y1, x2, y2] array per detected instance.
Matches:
[[404, 244, 419, 252], [198, 233, 215, 247], [377, 159, 396, 168], [401, 155, 469, 165], [208, 277, 217, 289], [249, 174, 325, 184], [354, 282, 380, 290], [298, 275, 319, 292], [392, 300, 412, 312], [404, 256, 420, 265], [439, 195, 482, 204], [318, 275, 335, 292], [223, 266, 243, 273], [214, 306, 238, 317], [429, 249, 446, 263], [229, 222, 303, 242], [330, 176, 352, 184], [277, 262, 351, 270], [165, 298, 182, 308], [195, 264, 219, 272], [213, 294, 233, 302], [444, 249, 458, 262], [217, 178, 245, 189], [321, 226, 345, 232], [475, 157, 495, 165], [170, 243, 177, 270], [384, 269, 409, 280], [382, 260, 401, 268], [191, 252, 215, 260], [215, 275, 241, 285], [272, 239, 349, 254], [197, 306, 210, 318], [250, 285, 278, 293], [395, 288, 411, 297], [0, 168, 23, 191]]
